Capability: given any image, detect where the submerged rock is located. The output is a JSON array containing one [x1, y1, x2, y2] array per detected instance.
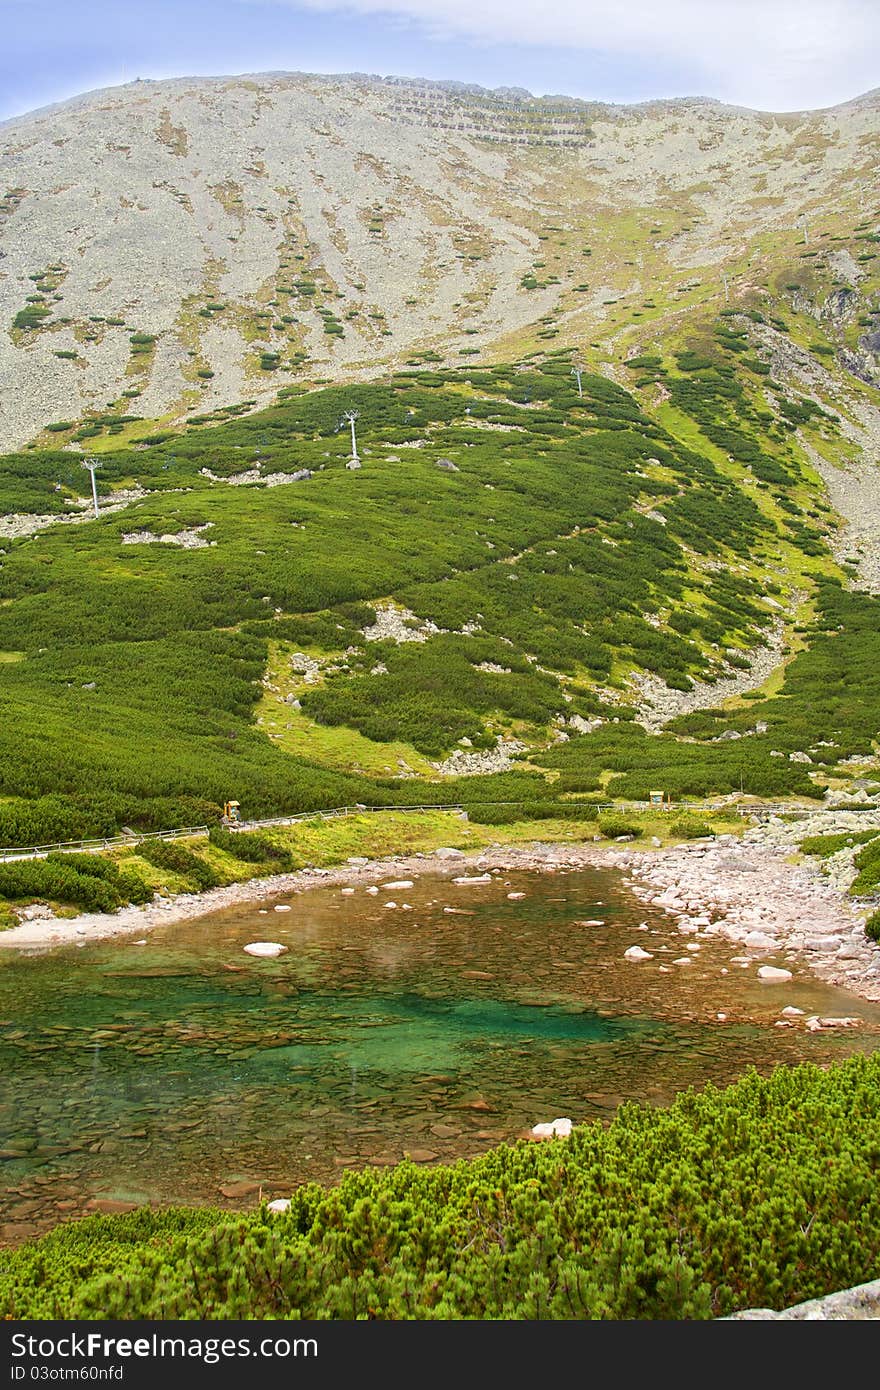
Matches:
[[624, 945, 653, 961], [243, 942, 288, 958], [218, 1179, 263, 1198]]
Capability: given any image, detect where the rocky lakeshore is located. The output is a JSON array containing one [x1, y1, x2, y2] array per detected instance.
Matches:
[[616, 826, 880, 1004], [0, 842, 611, 953], [1, 822, 878, 1006]]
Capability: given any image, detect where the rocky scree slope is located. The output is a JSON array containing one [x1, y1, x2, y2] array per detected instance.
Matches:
[[1, 72, 878, 447]]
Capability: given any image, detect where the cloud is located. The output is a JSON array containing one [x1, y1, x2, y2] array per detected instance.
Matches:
[[246, 0, 880, 109]]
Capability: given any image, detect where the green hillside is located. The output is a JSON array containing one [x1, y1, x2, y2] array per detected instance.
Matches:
[[1, 176, 879, 857]]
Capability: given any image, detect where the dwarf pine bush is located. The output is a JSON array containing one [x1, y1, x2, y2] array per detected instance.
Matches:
[[3, 1056, 879, 1320]]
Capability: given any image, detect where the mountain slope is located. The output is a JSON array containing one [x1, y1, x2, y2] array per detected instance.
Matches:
[[1, 72, 878, 448], [0, 73, 879, 851]]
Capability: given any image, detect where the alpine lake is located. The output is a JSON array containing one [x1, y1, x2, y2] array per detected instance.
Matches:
[[3, 862, 879, 1243]]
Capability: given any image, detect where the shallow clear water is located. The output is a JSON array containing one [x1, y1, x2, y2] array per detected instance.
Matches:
[[2, 863, 879, 1241]]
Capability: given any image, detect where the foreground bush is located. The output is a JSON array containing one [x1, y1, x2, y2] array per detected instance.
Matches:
[[3, 1056, 879, 1319]]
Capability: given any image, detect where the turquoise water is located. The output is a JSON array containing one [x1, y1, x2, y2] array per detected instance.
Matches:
[[2, 863, 878, 1241]]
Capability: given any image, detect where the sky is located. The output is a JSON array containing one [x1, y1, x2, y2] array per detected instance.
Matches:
[[1, 0, 878, 124]]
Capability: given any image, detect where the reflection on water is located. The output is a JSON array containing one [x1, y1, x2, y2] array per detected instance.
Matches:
[[2, 863, 879, 1241]]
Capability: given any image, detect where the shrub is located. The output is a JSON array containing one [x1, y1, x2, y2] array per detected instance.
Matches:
[[137, 839, 220, 890], [0, 852, 150, 913], [670, 817, 714, 840], [865, 910, 880, 943], [4, 1057, 880, 1319], [13, 303, 51, 331], [465, 801, 599, 825], [208, 825, 294, 869], [850, 837, 880, 896], [597, 814, 643, 838], [800, 830, 880, 859]]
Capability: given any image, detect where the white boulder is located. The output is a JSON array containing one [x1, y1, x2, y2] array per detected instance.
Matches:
[[531, 1118, 573, 1139], [757, 965, 793, 982], [624, 945, 654, 961], [243, 942, 288, 958]]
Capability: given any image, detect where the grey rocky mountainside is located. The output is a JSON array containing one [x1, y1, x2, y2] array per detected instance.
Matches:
[[1, 71, 878, 447]]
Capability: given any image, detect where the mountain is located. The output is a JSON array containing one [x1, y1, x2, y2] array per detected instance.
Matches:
[[0, 73, 879, 853], [1, 72, 878, 448]]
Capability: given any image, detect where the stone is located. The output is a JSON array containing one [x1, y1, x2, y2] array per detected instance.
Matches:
[[267, 1198, 291, 1214], [243, 942, 288, 958], [743, 931, 778, 949], [218, 1180, 263, 1199], [624, 945, 653, 961], [382, 880, 414, 890], [729, 1276, 880, 1320], [86, 1198, 139, 1214], [531, 1118, 573, 1139], [757, 965, 793, 982], [453, 874, 492, 885], [406, 1148, 439, 1163], [507, 891, 526, 900], [273, 904, 291, 913]]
